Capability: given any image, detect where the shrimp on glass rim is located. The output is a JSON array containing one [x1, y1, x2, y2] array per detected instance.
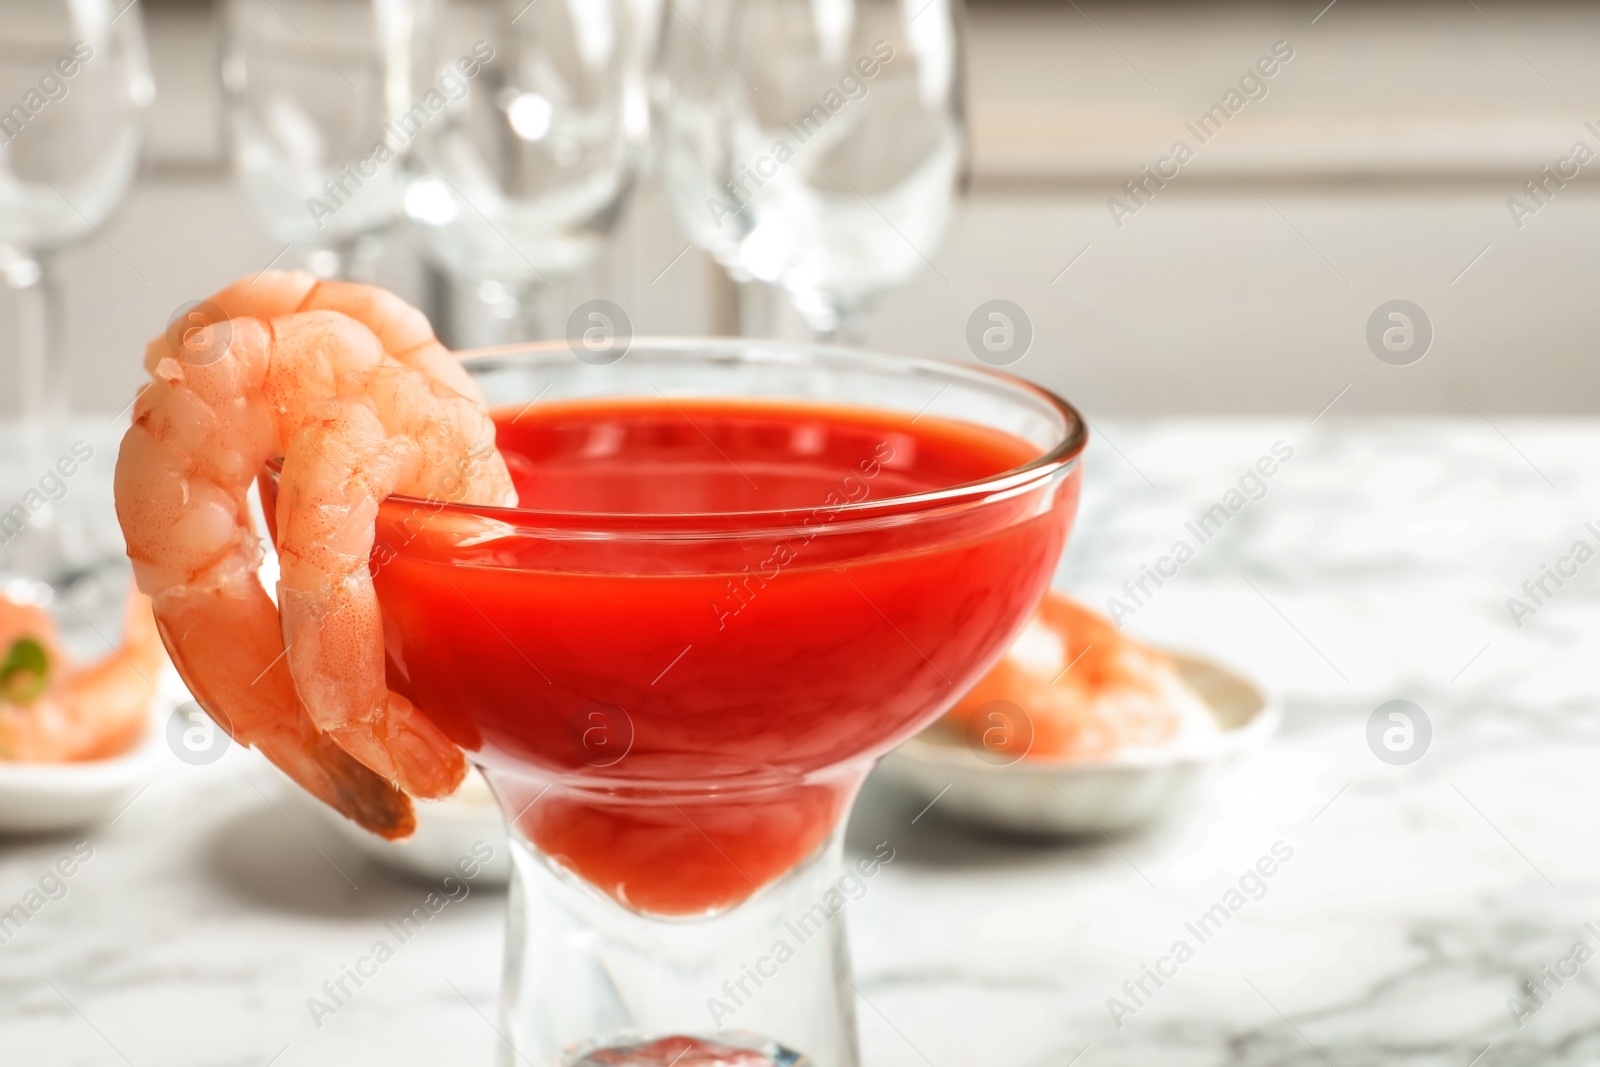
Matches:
[[114, 272, 516, 838]]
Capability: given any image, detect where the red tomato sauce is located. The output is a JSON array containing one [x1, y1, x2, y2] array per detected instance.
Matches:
[[369, 399, 1076, 914]]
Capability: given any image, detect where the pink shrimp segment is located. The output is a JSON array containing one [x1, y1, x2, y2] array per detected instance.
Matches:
[[147, 273, 484, 405], [115, 272, 514, 839], [275, 369, 513, 792]]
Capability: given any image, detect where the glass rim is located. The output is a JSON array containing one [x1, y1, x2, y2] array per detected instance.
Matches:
[[382, 336, 1088, 535]]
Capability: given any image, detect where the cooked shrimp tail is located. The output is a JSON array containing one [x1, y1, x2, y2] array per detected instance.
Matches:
[[152, 581, 415, 838]]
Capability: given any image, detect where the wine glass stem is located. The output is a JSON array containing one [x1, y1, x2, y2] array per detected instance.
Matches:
[[737, 281, 776, 338], [2, 249, 80, 575], [306, 237, 361, 281], [511, 281, 554, 342], [812, 306, 868, 346], [7, 251, 67, 427], [443, 275, 555, 348]]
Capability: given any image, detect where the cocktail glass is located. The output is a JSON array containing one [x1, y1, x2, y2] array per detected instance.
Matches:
[[359, 339, 1084, 1066]]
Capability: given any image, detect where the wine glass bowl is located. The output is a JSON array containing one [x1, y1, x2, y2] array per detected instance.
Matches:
[[0, 0, 151, 253], [660, 0, 965, 338], [222, 0, 427, 273], [404, 0, 641, 333]]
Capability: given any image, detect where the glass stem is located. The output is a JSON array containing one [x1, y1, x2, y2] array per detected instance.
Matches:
[[809, 301, 869, 346], [509, 280, 554, 342], [496, 813, 863, 1067], [6, 250, 67, 427], [422, 261, 456, 348], [430, 274, 554, 349], [737, 281, 777, 338], [306, 236, 361, 282], [1, 248, 78, 575]]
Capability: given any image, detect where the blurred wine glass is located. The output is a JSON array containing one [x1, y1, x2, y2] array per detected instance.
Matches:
[[0, 0, 151, 422], [404, 0, 643, 345], [660, 0, 966, 340], [223, 0, 434, 279], [0, 0, 150, 584]]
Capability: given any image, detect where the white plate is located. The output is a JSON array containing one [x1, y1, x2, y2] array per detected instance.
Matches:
[[0, 704, 165, 834], [876, 651, 1279, 835]]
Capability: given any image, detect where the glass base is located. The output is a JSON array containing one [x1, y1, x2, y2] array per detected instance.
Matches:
[[569, 1033, 811, 1067], [499, 827, 860, 1067]]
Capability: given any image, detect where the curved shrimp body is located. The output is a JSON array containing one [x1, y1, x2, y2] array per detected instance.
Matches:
[[116, 273, 514, 839], [147, 272, 484, 405], [276, 368, 513, 794]]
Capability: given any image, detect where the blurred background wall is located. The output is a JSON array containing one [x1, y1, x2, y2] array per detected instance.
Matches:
[[13, 0, 1600, 416]]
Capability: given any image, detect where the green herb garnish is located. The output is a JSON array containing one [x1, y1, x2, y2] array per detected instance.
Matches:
[[0, 637, 51, 704]]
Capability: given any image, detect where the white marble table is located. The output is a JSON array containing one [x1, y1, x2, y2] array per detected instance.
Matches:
[[2, 419, 1594, 1067]]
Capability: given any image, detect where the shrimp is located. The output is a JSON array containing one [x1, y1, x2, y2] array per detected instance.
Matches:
[[0, 589, 164, 763], [274, 368, 512, 794], [149, 271, 483, 405], [115, 275, 515, 839], [940, 592, 1216, 762]]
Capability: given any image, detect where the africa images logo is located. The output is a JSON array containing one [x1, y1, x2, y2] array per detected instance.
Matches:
[[1106, 841, 1295, 1029], [1105, 40, 1295, 229], [1106, 441, 1294, 625]]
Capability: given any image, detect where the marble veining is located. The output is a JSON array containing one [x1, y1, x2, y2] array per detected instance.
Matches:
[[3, 419, 1597, 1066]]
